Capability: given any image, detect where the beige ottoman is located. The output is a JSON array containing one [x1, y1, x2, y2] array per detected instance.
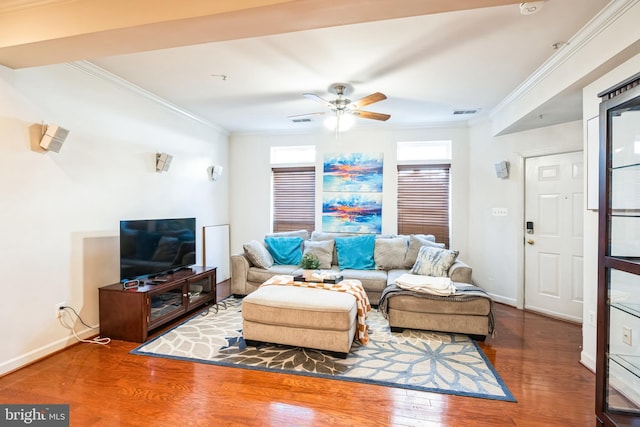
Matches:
[[386, 291, 493, 340], [242, 285, 357, 358]]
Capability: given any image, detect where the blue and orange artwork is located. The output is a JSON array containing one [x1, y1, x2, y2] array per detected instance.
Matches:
[[323, 153, 383, 192], [322, 192, 382, 233]]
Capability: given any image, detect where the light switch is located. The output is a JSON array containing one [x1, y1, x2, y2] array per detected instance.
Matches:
[[492, 207, 508, 216]]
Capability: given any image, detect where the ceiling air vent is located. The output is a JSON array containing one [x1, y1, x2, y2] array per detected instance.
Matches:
[[453, 109, 479, 115], [291, 118, 312, 123]]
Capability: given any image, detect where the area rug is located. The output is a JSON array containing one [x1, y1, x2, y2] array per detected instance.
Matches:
[[131, 297, 515, 402]]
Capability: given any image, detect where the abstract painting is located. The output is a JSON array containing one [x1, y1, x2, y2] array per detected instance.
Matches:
[[323, 153, 383, 192], [322, 153, 384, 233], [322, 192, 382, 233]]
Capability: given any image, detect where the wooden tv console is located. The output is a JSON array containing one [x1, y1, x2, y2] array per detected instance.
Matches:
[[99, 266, 217, 342]]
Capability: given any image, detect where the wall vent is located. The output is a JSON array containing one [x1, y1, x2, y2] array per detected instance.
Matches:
[[453, 109, 478, 115], [291, 118, 312, 123]]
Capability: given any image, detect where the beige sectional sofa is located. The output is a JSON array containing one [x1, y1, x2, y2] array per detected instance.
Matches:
[[232, 230, 472, 303], [231, 230, 494, 340]]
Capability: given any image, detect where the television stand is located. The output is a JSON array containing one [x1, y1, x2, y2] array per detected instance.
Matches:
[[99, 266, 217, 342]]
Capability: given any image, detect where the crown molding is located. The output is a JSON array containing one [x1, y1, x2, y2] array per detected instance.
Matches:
[[67, 60, 228, 134], [492, 0, 639, 114]]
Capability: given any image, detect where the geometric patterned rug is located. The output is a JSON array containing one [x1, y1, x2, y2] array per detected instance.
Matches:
[[131, 296, 515, 402]]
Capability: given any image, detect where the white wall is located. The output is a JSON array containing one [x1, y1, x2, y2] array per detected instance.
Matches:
[[467, 120, 583, 306], [580, 52, 640, 372], [229, 120, 585, 311], [229, 125, 470, 257], [0, 63, 229, 375]]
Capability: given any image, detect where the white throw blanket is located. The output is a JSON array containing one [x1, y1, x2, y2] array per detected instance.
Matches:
[[394, 273, 456, 296]]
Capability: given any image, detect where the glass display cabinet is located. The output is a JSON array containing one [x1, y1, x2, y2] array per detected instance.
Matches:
[[596, 71, 640, 426]]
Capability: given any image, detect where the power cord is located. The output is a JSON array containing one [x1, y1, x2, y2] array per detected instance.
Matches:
[[57, 306, 111, 345]]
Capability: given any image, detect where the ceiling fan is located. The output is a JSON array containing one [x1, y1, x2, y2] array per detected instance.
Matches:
[[290, 83, 390, 131]]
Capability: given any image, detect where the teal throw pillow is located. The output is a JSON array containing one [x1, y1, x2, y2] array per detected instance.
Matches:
[[335, 234, 376, 270], [264, 236, 303, 265]]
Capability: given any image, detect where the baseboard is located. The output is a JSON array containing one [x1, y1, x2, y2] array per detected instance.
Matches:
[[580, 351, 596, 373], [0, 327, 95, 377], [486, 293, 517, 307], [524, 304, 582, 324]]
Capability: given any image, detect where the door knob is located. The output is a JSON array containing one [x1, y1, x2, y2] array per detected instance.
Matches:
[[527, 239, 535, 245]]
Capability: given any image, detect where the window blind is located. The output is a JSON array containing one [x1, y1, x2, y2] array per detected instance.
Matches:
[[272, 167, 315, 233], [397, 164, 450, 247]]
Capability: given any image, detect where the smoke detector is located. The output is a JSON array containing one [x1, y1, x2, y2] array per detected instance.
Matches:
[[520, 1, 545, 15]]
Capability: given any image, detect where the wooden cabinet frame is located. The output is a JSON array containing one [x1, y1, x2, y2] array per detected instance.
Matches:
[[99, 266, 217, 342]]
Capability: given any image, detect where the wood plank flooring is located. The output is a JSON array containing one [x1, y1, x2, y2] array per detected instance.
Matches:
[[0, 284, 596, 426]]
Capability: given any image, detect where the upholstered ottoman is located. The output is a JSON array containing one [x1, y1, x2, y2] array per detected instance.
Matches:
[[380, 282, 494, 340], [242, 284, 358, 357]]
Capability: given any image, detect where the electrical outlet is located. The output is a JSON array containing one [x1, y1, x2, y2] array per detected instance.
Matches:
[[55, 301, 66, 318], [588, 311, 595, 327], [622, 326, 632, 346]]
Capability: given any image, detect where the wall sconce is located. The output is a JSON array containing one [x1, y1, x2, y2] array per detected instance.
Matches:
[[207, 165, 223, 181], [494, 160, 510, 179], [156, 152, 173, 172], [39, 124, 70, 153], [519, 1, 545, 15]]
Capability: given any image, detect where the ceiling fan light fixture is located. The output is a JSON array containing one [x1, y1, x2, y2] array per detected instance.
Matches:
[[324, 113, 355, 132]]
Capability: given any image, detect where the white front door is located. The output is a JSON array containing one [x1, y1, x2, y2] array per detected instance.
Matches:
[[524, 151, 584, 323]]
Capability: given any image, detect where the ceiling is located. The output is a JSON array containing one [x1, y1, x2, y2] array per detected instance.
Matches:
[[0, 0, 612, 134]]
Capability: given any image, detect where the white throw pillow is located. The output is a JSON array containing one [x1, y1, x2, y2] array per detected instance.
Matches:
[[403, 235, 445, 268], [411, 246, 459, 277]]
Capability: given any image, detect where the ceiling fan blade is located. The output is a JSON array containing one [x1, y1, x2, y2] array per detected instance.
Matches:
[[287, 111, 326, 119], [303, 93, 333, 109], [349, 92, 387, 109], [352, 110, 391, 121]]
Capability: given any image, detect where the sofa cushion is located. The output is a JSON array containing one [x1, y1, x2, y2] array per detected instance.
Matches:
[[374, 236, 408, 270], [386, 269, 409, 286], [265, 229, 310, 240], [303, 239, 334, 269], [341, 268, 388, 293], [335, 234, 376, 270], [246, 265, 299, 284], [242, 285, 357, 331], [411, 245, 459, 277], [403, 235, 445, 268], [265, 236, 303, 265], [414, 234, 437, 242], [243, 240, 274, 269], [310, 231, 349, 240]]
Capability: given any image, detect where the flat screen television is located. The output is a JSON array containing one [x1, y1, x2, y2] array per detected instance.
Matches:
[[119, 217, 196, 281]]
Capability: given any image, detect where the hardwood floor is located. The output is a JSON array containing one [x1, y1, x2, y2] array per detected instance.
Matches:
[[0, 284, 595, 426]]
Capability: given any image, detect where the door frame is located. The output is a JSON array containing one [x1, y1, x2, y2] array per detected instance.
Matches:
[[514, 146, 584, 310]]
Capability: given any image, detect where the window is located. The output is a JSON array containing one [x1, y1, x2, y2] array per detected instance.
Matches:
[[271, 145, 315, 165], [397, 141, 451, 247], [397, 140, 451, 163], [272, 167, 315, 233], [270, 146, 316, 233]]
